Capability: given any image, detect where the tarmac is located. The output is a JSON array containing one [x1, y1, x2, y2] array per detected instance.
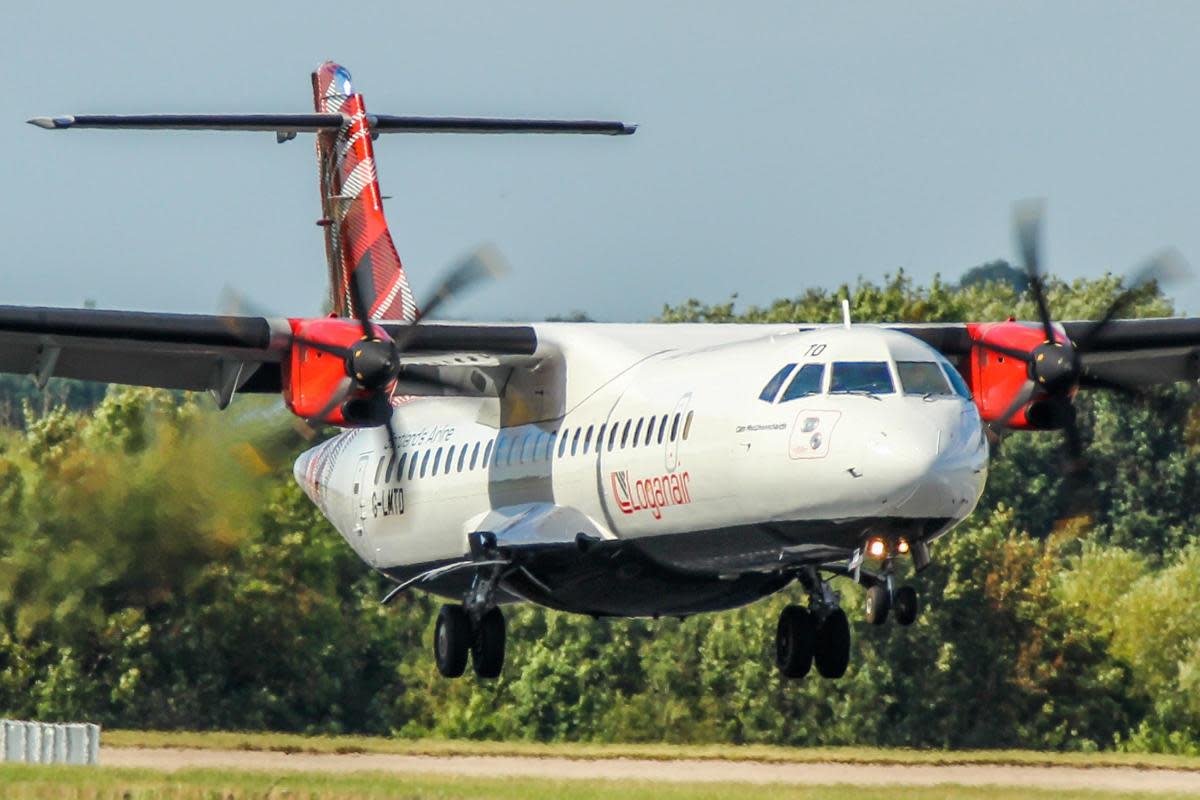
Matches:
[[103, 747, 1200, 794]]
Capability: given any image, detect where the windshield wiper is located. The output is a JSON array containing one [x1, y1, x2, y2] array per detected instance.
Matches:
[[831, 389, 883, 401]]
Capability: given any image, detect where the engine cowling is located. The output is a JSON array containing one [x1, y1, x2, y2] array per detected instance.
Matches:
[[965, 320, 1076, 430], [282, 318, 394, 427]]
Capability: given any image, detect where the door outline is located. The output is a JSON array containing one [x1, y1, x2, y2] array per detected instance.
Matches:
[[665, 392, 692, 473], [352, 453, 371, 538]]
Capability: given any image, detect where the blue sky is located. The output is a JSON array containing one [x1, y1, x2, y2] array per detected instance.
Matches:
[[4, 2, 1199, 321]]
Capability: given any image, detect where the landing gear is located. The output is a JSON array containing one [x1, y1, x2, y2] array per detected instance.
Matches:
[[814, 608, 850, 679], [865, 584, 890, 625], [471, 607, 506, 679], [893, 585, 919, 626], [775, 605, 816, 678], [434, 604, 471, 678], [434, 603, 508, 679], [435, 562, 509, 680], [776, 568, 852, 680]]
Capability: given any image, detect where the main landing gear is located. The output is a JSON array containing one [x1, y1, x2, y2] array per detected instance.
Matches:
[[434, 604, 506, 679], [775, 568, 851, 679], [434, 565, 507, 680]]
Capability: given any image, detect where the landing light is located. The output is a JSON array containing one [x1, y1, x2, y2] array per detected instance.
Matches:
[[866, 538, 887, 559], [897, 538, 910, 555]]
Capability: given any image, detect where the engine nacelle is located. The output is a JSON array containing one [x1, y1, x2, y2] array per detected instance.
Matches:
[[282, 318, 393, 427], [965, 320, 1074, 430]]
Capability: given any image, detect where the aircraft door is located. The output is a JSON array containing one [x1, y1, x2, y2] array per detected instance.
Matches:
[[665, 393, 692, 472], [351, 453, 371, 540]]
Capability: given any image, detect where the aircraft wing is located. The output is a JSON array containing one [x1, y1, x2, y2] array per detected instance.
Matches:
[[0, 305, 538, 407], [890, 317, 1200, 386]]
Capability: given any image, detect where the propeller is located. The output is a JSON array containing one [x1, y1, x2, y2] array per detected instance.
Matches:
[[288, 244, 509, 445], [979, 201, 1188, 511]]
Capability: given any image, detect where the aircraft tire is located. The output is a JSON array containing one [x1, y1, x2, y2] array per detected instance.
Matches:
[[893, 586, 919, 626], [472, 607, 506, 679], [775, 604, 816, 678], [814, 608, 851, 679], [865, 584, 890, 625], [434, 604, 471, 678]]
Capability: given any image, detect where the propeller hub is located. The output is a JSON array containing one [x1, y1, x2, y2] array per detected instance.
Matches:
[[347, 338, 400, 391], [1030, 342, 1079, 395]]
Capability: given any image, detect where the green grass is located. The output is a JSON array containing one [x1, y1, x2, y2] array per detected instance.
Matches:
[[0, 765, 1195, 800], [104, 729, 1200, 772]]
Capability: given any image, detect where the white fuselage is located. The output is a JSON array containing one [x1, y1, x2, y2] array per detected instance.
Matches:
[[294, 323, 989, 617]]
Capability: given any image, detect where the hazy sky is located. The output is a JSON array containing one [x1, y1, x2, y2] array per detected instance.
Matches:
[[4, 3, 1199, 322]]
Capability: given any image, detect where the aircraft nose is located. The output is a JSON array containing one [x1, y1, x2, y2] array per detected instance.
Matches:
[[864, 407, 988, 517], [863, 422, 941, 506]]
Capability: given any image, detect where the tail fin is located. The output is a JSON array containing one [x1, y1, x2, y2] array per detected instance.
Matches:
[[312, 62, 417, 322]]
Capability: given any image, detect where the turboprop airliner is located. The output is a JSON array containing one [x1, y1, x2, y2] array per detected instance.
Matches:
[[18, 62, 1200, 680]]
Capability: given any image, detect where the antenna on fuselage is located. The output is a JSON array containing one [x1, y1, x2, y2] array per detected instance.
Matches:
[[841, 299, 852, 329]]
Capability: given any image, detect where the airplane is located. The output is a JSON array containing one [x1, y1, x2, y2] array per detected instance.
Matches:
[[17, 62, 1200, 681]]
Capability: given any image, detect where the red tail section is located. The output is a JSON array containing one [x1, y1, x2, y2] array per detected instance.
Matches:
[[312, 62, 417, 322]]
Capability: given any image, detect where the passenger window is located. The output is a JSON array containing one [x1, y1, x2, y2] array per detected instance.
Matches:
[[396, 453, 408, 481], [385, 452, 398, 482], [469, 442, 480, 470], [457, 446, 467, 472], [780, 364, 825, 402], [596, 424, 607, 454], [583, 425, 594, 454], [546, 432, 558, 460], [621, 420, 632, 448], [670, 413, 681, 441], [759, 363, 797, 402], [494, 436, 508, 466], [446, 445, 456, 475], [683, 411, 694, 440], [558, 429, 570, 458], [482, 439, 494, 467], [408, 451, 419, 480], [419, 449, 431, 478], [432, 447, 443, 475], [898, 361, 952, 396], [943, 363, 972, 399], [374, 456, 387, 484], [829, 362, 895, 395], [657, 414, 668, 444], [508, 435, 523, 465], [632, 419, 644, 447], [644, 417, 655, 446], [571, 428, 582, 456], [523, 435, 536, 463], [608, 423, 619, 452]]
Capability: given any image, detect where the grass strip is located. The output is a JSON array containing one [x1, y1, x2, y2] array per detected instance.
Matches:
[[1, 764, 1196, 800], [104, 730, 1200, 772]]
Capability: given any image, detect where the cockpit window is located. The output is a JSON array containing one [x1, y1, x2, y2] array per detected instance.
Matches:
[[779, 364, 825, 402], [758, 363, 796, 403], [829, 362, 895, 395], [942, 363, 972, 399], [897, 361, 952, 396]]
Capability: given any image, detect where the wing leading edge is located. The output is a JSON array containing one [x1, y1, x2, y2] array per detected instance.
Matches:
[[0, 305, 538, 408]]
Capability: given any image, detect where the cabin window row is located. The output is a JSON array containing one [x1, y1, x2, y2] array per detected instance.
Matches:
[[372, 411, 695, 485]]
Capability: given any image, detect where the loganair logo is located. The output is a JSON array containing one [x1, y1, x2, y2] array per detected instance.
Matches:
[[610, 470, 692, 520]]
